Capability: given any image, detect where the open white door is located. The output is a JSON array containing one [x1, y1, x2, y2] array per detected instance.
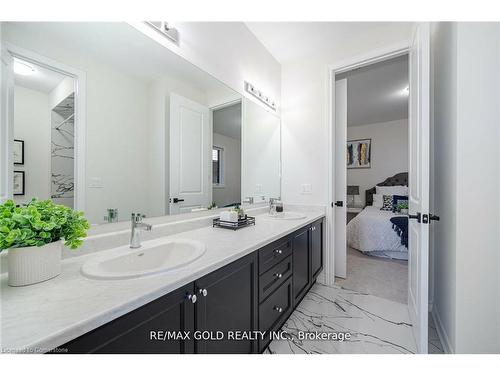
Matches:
[[334, 79, 347, 278], [169, 93, 211, 214], [0, 46, 14, 203], [407, 23, 430, 354]]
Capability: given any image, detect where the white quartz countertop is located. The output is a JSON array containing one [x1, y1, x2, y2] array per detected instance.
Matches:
[[0, 210, 324, 353]]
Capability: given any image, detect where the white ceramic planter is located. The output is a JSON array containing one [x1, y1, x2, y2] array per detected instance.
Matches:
[[7, 241, 62, 286]]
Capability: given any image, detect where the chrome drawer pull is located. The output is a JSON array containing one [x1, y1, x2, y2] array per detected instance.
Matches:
[[187, 294, 197, 304], [274, 249, 283, 255], [198, 288, 208, 297], [274, 306, 283, 313], [274, 273, 283, 279]]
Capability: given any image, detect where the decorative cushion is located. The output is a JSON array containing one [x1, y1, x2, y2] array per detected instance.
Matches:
[[380, 195, 394, 211], [376, 185, 408, 196], [392, 195, 409, 211]]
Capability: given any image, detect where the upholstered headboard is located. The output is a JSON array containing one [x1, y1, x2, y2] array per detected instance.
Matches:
[[365, 172, 408, 206]]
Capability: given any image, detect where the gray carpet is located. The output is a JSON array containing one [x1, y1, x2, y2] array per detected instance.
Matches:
[[335, 247, 408, 304]]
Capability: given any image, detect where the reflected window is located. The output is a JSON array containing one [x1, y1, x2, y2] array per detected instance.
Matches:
[[212, 147, 223, 185]]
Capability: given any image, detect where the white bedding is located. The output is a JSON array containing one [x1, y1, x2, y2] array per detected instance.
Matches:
[[347, 206, 408, 260]]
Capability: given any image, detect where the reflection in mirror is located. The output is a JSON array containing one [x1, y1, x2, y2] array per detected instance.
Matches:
[[12, 58, 75, 208], [242, 98, 281, 203], [212, 102, 242, 209], [2, 22, 280, 225]]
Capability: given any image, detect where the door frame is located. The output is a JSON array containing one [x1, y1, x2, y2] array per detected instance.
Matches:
[[1, 43, 86, 211], [325, 41, 410, 287]]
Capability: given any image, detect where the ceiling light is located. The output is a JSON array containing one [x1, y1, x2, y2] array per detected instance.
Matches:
[[14, 59, 36, 76]]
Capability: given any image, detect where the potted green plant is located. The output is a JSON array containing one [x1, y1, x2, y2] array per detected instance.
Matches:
[[0, 199, 89, 286], [397, 201, 409, 215]]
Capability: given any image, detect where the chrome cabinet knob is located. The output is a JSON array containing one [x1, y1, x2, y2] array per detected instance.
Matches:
[[274, 273, 283, 279], [274, 306, 283, 313], [199, 288, 208, 297], [187, 294, 197, 304], [274, 249, 283, 255]]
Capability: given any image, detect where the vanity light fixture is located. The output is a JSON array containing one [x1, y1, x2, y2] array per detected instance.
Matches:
[[13, 59, 36, 76], [144, 21, 179, 44], [245, 81, 277, 111]]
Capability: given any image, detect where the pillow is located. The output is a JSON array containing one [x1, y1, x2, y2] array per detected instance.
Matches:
[[372, 194, 384, 208], [376, 185, 408, 196], [392, 195, 408, 211], [380, 195, 394, 211]]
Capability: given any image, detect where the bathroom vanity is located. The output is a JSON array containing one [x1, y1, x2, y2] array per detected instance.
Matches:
[[55, 217, 324, 354]]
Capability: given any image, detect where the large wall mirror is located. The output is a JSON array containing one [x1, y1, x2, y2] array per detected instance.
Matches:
[[1, 22, 281, 225]]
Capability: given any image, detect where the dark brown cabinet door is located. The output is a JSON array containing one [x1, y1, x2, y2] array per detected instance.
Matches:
[[292, 227, 310, 305], [60, 284, 195, 354], [195, 252, 258, 354], [311, 219, 323, 279]]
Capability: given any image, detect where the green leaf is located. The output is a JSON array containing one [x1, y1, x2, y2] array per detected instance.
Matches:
[[0, 199, 89, 251]]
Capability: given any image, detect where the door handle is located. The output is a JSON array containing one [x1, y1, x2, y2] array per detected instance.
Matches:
[[429, 214, 440, 221], [171, 198, 185, 203], [408, 212, 421, 223], [334, 201, 343, 207]]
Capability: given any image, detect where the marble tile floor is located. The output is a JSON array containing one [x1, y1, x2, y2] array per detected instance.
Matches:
[[428, 313, 445, 354], [266, 283, 445, 354]]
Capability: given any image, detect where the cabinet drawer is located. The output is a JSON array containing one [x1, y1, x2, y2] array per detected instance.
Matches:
[[259, 277, 292, 335], [259, 256, 292, 302], [258, 238, 292, 275]]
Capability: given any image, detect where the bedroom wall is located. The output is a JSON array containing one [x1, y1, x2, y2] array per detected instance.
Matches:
[[431, 22, 500, 354], [346, 119, 408, 206], [280, 24, 414, 206], [13, 85, 51, 205]]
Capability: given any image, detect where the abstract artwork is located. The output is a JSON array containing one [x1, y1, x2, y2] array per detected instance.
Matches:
[[347, 138, 371, 169], [13, 171, 25, 195], [13, 139, 24, 165]]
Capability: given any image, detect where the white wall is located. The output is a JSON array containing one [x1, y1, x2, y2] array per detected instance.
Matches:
[[49, 76, 74, 109], [131, 22, 281, 113], [431, 22, 500, 354], [347, 119, 408, 206], [212, 132, 241, 207], [242, 98, 281, 201], [280, 24, 414, 206], [13, 85, 51, 205], [4, 26, 152, 224]]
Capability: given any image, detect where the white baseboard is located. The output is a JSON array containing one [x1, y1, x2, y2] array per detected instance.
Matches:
[[432, 307, 453, 354]]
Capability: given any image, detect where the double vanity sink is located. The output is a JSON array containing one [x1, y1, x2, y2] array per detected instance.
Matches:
[[1, 209, 325, 354], [81, 212, 306, 281]]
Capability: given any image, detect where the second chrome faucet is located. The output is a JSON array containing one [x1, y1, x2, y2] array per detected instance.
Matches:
[[130, 213, 152, 249]]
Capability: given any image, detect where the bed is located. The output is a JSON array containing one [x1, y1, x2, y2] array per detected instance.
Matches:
[[346, 172, 409, 260]]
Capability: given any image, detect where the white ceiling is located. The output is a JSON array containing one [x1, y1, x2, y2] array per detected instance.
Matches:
[[338, 54, 408, 127], [6, 22, 237, 99], [213, 102, 241, 140], [245, 22, 413, 64], [14, 58, 68, 94]]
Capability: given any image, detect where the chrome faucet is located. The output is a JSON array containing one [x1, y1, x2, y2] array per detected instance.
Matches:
[[242, 196, 254, 205], [130, 213, 152, 249], [269, 198, 279, 215]]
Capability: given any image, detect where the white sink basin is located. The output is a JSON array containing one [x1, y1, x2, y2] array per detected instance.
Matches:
[[81, 238, 206, 280], [265, 212, 307, 220]]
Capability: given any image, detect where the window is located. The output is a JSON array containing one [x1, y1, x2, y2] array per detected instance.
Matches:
[[212, 146, 224, 186]]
